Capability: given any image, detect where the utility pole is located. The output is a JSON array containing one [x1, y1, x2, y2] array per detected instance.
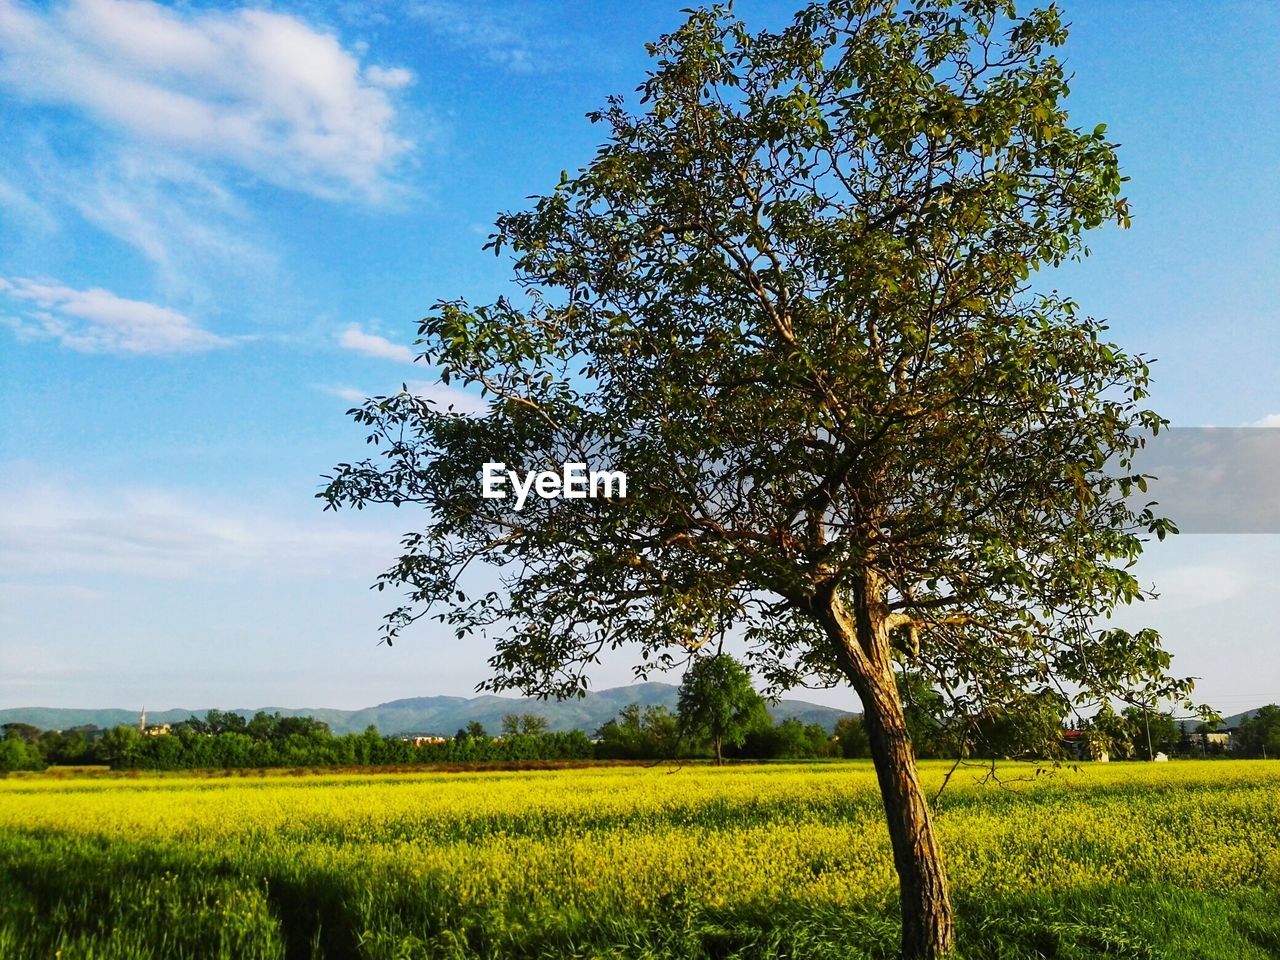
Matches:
[[1143, 696, 1154, 762]]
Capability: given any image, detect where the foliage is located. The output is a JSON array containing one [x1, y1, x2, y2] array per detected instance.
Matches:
[[737, 717, 833, 759], [0, 734, 43, 774], [172, 710, 249, 736], [1120, 706, 1180, 760], [321, 0, 1194, 750], [8, 713, 595, 772], [833, 715, 870, 759], [1237, 705, 1280, 759], [677, 654, 769, 763], [595, 703, 683, 760], [456, 721, 489, 741], [501, 713, 550, 737]]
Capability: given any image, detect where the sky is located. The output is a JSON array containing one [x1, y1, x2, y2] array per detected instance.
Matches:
[[1, 0, 1278, 716]]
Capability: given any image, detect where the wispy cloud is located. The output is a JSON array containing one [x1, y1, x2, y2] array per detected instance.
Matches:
[[0, 0, 414, 199], [315, 379, 485, 414], [0, 475, 400, 580], [0, 171, 58, 233], [338, 325, 416, 363], [405, 379, 486, 414], [408, 1, 550, 72], [318, 384, 369, 403], [0, 277, 228, 354]]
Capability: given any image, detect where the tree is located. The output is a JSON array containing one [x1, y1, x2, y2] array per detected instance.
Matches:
[[0, 731, 44, 772], [745, 717, 832, 759], [97, 725, 144, 769], [1237, 705, 1280, 759], [1121, 705, 1178, 760], [677, 654, 768, 764], [970, 690, 1068, 760], [596, 703, 683, 760], [501, 713, 549, 737], [322, 3, 1198, 955], [0, 723, 41, 744], [834, 715, 870, 759]]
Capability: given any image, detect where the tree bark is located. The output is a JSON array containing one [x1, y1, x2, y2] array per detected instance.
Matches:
[[715, 734, 723, 766], [821, 578, 956, 960]]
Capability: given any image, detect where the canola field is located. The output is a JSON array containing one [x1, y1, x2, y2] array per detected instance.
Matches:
[[2, 760, 1279, 959]]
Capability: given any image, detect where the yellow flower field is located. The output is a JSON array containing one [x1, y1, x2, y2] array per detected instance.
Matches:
[[2, 760, 1279, 959]]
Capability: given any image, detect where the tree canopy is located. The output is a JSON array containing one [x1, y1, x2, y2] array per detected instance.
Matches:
[[676, 653, 769, 763]]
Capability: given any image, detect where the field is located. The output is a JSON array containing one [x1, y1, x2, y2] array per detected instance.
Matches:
[[2, 761, 1279, 960]]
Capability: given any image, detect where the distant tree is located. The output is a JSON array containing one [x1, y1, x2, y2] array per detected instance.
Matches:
[[0, 731, 44, 772], [1, 723, 41, 744], [519, 714, 549, 735], [970, 691, 1068, 760], [1121, 706, 1178, 760], [833, 716, 870, 759], [465, 720, 489, 740], [1237, 705, 1280, 758], [276, 715, 331, 741], [245, 712, 279, 742], [37, 729, 81, 766], [205, 710, 248, 735], [641, 705, 683, 760], [677, 654, 765, 765], [501, 713, 548, 737], [96, 726, 144, 768], [757, 718, 831, 758], [597, 704, 686, 760], [596, 704, 645, 759]]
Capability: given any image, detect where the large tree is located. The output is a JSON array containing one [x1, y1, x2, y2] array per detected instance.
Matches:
[[322, 2, 1195, 955]]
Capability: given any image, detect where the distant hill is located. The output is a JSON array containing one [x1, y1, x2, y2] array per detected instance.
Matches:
[[0, 683, 856, 736], [1220, 707, 1274, 728]]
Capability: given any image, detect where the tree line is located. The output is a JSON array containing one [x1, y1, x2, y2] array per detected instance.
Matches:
[[0, 659, 852, 771], [5, 661, 1277, 773]]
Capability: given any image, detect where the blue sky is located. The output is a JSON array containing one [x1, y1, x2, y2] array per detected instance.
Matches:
[[1, 0, 1277, 715]]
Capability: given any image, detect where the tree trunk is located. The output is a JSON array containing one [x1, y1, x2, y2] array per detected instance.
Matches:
[[714, 734, 723, 766], [822, 582, 956, 960]]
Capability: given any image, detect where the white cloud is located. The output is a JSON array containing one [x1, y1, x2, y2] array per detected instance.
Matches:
[[0, 277, 228, 354], [1251, 414, 1280, 428], [405, 379, 487, 414], [318, 384, 369, 403], [339, 325, 416, 362], [0, 0, 413, 198], [316, 380, 485, 413], [365, 64, 414, 89]]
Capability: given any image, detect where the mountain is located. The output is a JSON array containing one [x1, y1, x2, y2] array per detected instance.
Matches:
[[0, 683, 856, 736], [1220, 707, 1274, 728]]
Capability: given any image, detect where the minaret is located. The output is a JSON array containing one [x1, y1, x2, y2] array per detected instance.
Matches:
[[139, 707, 146, 732]]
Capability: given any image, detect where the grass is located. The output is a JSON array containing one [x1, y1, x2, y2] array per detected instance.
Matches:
[[1, 760, 1278, 959]]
